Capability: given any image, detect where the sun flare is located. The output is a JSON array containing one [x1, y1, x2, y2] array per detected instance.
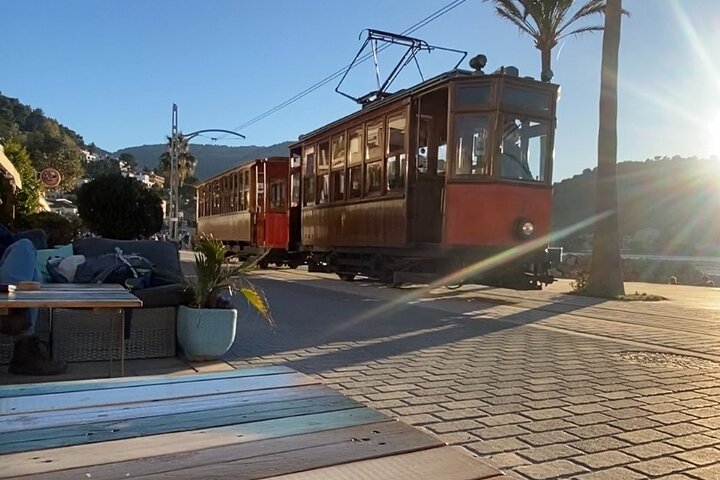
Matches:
[[710, 113, 720, 158]]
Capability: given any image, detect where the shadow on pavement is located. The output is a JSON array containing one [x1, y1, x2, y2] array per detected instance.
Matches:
[[227, 276, 608, 375]]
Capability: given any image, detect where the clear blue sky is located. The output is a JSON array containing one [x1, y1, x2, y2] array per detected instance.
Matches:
[[3, 0, 719, 181]]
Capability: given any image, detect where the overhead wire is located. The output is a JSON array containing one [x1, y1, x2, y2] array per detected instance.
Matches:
[[217, 0, 468, 138]]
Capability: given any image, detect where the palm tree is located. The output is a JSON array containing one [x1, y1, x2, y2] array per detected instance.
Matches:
[[587, 0, 624, 297], [484, 0, 607, 80], [157, 133, 197, 186]]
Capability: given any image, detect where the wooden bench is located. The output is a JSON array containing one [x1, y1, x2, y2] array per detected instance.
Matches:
[[0, 366, 513, 479]]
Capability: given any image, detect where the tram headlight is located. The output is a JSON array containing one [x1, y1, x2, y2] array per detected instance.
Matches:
[[519, 220, 535, 237]]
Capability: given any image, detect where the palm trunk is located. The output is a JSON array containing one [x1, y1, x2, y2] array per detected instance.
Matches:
[[588, 0, 625, 297], [541, 47, 552, 81]]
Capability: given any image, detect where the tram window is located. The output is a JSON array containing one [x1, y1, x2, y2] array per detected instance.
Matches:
[[291, 152, 301, 169], [387, 154, 406, 192], [331, 170, 345, 202], [365, 161, 382, 194], [290, 173, 300, 207], [438, 144, 447, 174], [454, 115, 490, 176], [366, 120, 383, 161], [317, 173, 330, 204], [348, 128, 362, 164], [499, 117, 549, 182], [501, 86, 551, 112], [456, 85, 491, 107], [303, 147, 316, 205], [270, 181, 286, 211], [387, 113, 406, 155], [331, 134, 346, 168], [319, 141, 330, 170], [348, 166, 362, 199]]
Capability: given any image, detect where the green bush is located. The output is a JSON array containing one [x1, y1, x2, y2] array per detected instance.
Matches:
[[15, 212, 78, 246], [76, 174, 163, 240]]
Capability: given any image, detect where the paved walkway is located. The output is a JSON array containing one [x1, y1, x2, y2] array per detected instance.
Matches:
[[228, 270, 720, 480]]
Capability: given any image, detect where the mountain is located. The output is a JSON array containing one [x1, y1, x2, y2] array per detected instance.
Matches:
[[552, 156, 720, 256], [114, 141, 293, 180]]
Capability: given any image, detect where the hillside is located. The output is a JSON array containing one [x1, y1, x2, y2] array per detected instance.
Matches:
[[115, 142, 293, 180], [552, 156, 720, 256]]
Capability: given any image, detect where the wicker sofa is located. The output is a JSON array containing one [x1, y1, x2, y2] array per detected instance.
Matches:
[[1, 238, 189, 364]]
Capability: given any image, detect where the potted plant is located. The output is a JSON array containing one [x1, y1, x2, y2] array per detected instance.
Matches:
[[177, 235, 273, 361]]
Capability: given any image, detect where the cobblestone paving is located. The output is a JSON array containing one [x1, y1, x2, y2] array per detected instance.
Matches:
[[228, 273, 720, 479]]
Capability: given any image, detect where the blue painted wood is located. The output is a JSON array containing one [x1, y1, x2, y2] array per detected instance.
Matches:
[[0, 372, 317, 416], [0, 365, 293, 399], [2, 384, 336, 434], [1, 396, 378, 454], [0, 408, 391, 479]]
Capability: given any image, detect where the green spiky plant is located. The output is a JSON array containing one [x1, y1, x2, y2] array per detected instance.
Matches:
[[188, 235, 274, 327]]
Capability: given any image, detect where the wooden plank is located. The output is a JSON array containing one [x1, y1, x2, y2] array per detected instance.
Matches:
[[0, 288, 142, 309], [0, 365, 293, 399], [31, 420, 443, 480], [0, 407, 388, 478], [263, 446, 501, 480], [1, 384, 336, 433], [0, 371, 318, 416], [1, 393, 366, 454]]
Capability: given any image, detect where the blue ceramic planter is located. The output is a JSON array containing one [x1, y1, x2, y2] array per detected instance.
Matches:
[[176, 305, 238, 361]]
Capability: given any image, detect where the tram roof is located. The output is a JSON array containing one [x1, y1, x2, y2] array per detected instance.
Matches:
[[293, 68, 557, 146]]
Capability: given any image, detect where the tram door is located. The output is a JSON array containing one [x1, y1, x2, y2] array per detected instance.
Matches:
[[254, 162, 266, 248], [412, 89, 448, 244]]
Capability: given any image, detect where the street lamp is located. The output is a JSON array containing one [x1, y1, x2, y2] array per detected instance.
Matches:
[[168, 104, 246, 241]]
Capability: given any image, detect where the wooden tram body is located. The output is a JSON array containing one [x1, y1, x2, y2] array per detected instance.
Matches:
[[196, 157, 301, 267], [292, 68, 561, 289]]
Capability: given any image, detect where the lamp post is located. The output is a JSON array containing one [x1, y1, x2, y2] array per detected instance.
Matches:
[[168, 105, 246, 241]]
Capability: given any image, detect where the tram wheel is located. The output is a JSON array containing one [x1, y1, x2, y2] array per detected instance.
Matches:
[[286, 261, 300, 270], [338, 273, 356, 282], [258, 260, 269, 269], [445, 283, 463, 290]]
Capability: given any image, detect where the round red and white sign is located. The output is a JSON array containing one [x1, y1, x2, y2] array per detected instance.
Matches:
[[40, 168, 62, 188]]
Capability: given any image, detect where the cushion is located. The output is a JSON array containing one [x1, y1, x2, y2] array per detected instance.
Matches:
[[36, 244, 73, 282], [72, 238, 181, 274], [132, 284, 193, 308]]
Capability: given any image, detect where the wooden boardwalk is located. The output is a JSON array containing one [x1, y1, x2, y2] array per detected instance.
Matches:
[[0, 365, 511, 479]]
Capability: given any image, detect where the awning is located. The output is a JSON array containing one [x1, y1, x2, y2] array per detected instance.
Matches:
[[0, 144, 22, 190]]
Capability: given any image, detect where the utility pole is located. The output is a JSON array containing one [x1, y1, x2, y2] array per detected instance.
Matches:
[[169, 104, 179, 240], [167, 105, 246, 241]]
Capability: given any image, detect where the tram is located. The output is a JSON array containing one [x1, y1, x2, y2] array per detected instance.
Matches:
[[291, 60, 562, 289], [196, 157, 302, 268]]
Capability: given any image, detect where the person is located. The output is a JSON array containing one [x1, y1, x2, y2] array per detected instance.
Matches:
[[0, 226, 67, 375]]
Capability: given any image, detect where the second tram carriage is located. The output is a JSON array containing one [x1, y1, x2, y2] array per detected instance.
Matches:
[[196, 157, 302, 268], [197, 63, 562, 289]]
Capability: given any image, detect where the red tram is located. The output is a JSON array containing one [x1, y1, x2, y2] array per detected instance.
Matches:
[[196, 157, 302, 268], [292, 65, 561, 289], [197, 63, 562, 289]]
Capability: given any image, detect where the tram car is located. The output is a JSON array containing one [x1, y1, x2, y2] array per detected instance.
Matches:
[[291, 63, 562, 289], [196, 157, 302, 268]]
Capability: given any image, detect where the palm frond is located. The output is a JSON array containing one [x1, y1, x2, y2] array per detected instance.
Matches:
[[495, 6, 539, 38], [187, 235, 274, 328], [559, 0, 605, 34], [558, 24, 605, 40]]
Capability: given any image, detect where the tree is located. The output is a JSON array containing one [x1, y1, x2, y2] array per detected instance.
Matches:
[[157, 134, 197, 187], [587, 0, 624, 297], [118, 152, 138, 173], [85, 156, 121, 179], [484, 0, 607, 80], [77, 174, 163, 239], [21, 119, 83, 190], [3, 139, 41, 218]]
